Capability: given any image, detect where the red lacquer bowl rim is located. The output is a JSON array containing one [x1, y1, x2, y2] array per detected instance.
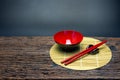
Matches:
[[54, 30, 83, 46]]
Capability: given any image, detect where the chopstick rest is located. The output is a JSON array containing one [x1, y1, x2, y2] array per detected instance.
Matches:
[[61, 40, 107, 66], [87, 44, 99, 55]]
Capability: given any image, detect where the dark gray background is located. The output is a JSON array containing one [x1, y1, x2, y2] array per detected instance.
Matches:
[[0, 0, 120, 37]]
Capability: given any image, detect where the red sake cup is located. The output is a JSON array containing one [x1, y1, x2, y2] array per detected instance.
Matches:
[[54, 30, 83, 51]]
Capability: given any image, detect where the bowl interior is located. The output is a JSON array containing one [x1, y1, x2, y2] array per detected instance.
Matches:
[[54, 30, 83, 45]]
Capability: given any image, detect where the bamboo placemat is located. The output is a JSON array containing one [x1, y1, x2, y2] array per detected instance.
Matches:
[[50, 37, 112, 70]]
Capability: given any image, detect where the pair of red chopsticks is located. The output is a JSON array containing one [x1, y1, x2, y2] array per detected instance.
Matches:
[[61, 40, 107, 66]]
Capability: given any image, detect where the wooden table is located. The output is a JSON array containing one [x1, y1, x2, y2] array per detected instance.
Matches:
[[0, 36, 120, 79]]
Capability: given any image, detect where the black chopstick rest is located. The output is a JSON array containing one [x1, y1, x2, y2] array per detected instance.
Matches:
[[87, 44, 99, 55]]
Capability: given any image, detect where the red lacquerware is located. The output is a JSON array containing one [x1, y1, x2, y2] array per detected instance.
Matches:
[[54, 30, 83, 46]]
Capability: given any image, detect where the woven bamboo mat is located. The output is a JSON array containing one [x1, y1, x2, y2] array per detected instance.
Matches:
[[50, 37, 112, 70]]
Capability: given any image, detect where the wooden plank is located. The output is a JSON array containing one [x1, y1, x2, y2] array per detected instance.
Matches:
[[0, 36, 120, 79]]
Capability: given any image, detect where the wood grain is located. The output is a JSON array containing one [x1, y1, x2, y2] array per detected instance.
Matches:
[[0, 36, 120, 79]]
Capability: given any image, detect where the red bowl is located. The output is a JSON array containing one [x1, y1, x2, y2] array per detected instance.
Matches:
[[54, 30, 83, 46]]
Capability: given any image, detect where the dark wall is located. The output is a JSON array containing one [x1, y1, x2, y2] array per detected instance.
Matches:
[[0, 0, 120, 37]]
